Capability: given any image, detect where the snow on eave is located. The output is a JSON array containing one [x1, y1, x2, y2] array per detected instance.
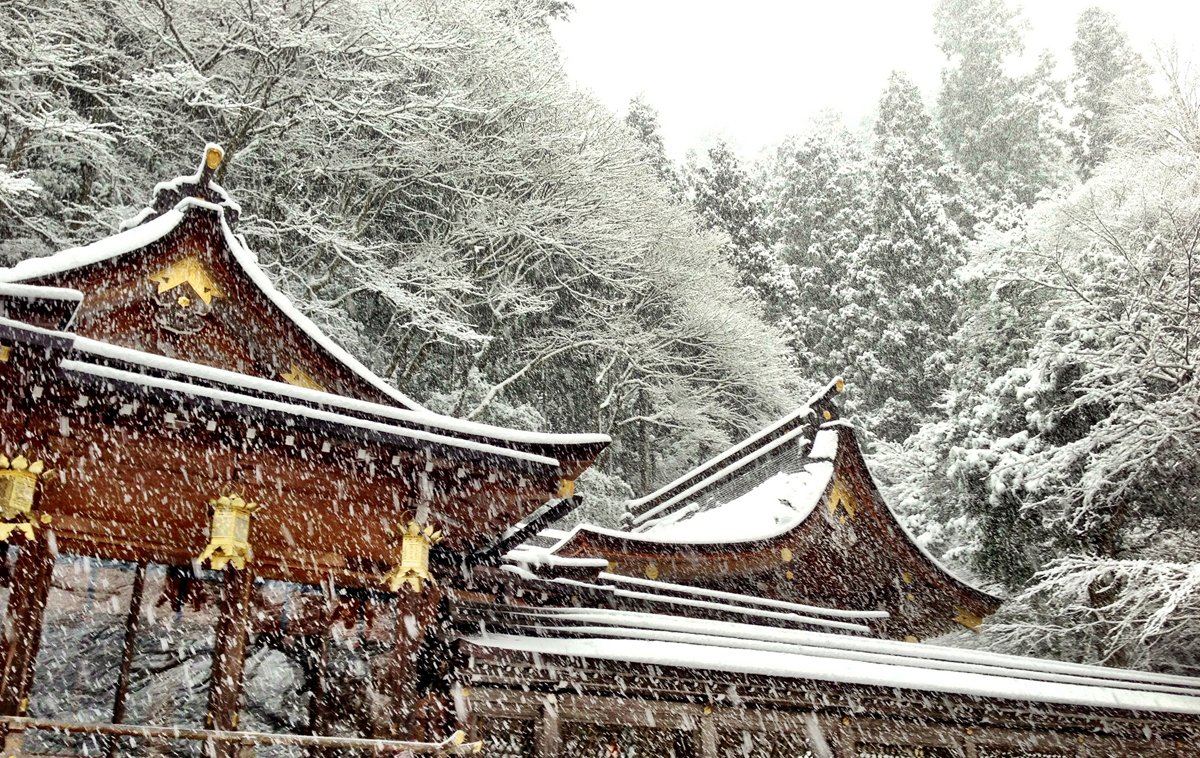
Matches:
[[595, 571, 888, 621], [0, 194, 432, 413], [833, 424, 1000, 600], [0, 282, 84, 302], [509, 606, 1200, 693], [71, 336, 609, 448], [630, 425, 813, 527], [467, 634, 1200, 715], [0, 208, 188, 283], [59, 359, 560, 467], [550, 577, 872, 633], [214, 211, 427, 411], [623, 377, 841, 512]]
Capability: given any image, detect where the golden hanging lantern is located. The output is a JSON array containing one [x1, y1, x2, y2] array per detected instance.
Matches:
[[0, 454, 51, 542], [198, 494, 258, 571], [383, 520, 442, 593]]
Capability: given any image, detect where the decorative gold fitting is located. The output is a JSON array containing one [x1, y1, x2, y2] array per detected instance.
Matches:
[[0, 455, 51, 542], [645, 562, 659, 580], [556, 479, 576, 498], [281, 364, 325, 392], [780, 547, 793, 563], [177, 295, 192, 308], [198, 494, 258, 571], [0, 345, 11, 362], [150, 257, 224, 304], [205, 146, 224, 170], [953, 607, 984, 632], [383, 520, 441, 593], [835, 377, 845, 392]]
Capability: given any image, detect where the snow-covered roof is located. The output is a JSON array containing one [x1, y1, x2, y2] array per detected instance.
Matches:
[[0, 190, 427, 410], [465, 607, 1200, 715], [0, 150, 610, 456], [634, 461, 833, 543], [623, 377, 842, 516]]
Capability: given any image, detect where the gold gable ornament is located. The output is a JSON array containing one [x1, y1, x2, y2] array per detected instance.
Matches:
[[198, 494, 259, 571], [149, 257, 224, 305], [828, 478, 858, 523], [384, 520, 442, 593], [0, 455, 52, 542], [281, 364, 325, 392]]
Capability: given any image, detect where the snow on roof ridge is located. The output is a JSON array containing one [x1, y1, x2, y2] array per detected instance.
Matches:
[[595, 572, 888, 621], [623, 379, 840, 512], [70, 330, 608, 448], [468, 634, 1200, 715], [59, 359, 559, 467], [214, 212, 428, 411], [550, 577, 871, 634], [631, 425, 813, 527]]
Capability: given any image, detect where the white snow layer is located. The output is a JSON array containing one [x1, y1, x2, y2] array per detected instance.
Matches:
[[0, 282, 84, 302], [70, 336, 608, 448], [632, 426, 814, 527], [624, 377, 843, 511], [637, 462, 834, 544], [467, 633, 1200, 715]]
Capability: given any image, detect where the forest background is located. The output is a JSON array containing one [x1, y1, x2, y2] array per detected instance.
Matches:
[[3, 0, 1199, 675]]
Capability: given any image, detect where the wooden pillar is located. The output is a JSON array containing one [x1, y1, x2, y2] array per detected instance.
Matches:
[[0, 536, 55, 717], [303, 603, 334, 758], [206, 563, 254, 756], [698, 708, 718, 758], [376, 589, 437, 740], [107, 561, 148, 758], [535, 694, 560, 758]]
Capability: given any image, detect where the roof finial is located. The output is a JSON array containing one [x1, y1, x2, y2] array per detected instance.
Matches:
[[200, 143, 224, 187]]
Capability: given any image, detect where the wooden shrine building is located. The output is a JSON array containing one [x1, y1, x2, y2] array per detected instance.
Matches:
[[0, 147, 1199, 758]]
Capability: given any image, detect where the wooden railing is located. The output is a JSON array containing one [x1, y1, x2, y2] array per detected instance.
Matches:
[[0, 716, 483, 756]]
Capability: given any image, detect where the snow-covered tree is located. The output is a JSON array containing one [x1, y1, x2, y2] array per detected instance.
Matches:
[[685, 141, 800, 332], [934, 0, 1070, 213], [1069, 7, 1153, 178], [835, 73, 968, 441]]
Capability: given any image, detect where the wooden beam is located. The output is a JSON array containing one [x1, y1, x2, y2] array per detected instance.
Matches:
[[207, 563, 254, 757], [304, 590, 334, 758]]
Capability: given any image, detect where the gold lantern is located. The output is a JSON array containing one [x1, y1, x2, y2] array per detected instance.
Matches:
[[0, 454, 50, 542], [198, 494, 258, 571], [383, 520, 442, 593]]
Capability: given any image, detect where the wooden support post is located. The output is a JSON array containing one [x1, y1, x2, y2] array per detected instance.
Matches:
[[535, 695, 560, 758], [377, 589, 437, 740], [0, 536, 55, 758], [303, 600, 334, 758], [206, 563, 254, 758], [108, 561, 147, 758], [0, 537, 55, 717], [698, 709, 718, 758]]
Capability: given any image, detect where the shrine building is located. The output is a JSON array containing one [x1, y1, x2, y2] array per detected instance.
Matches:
[[0, 147, 1197, 758]]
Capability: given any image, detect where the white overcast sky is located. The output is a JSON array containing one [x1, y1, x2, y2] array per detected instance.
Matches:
[[551, 1, 1200, 160]]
